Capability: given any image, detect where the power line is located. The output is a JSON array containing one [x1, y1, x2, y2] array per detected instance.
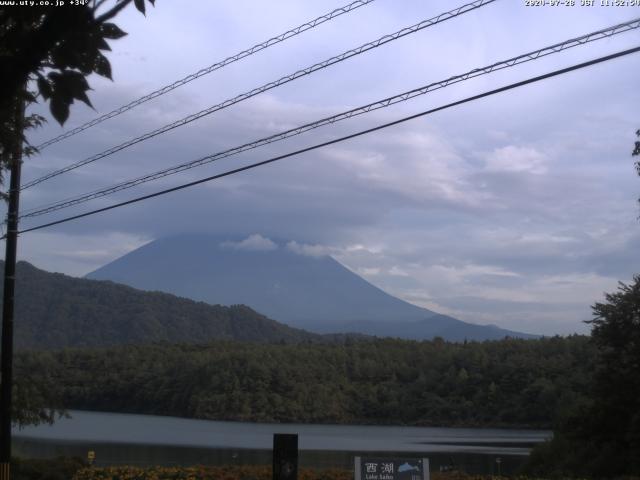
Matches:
[[14, 45, 640, 237], [34, 0, 377, 151], [21, 0, 496, 191], [20, 17, 640, 219]]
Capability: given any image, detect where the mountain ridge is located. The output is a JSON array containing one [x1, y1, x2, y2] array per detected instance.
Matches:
[[1, 260, 329, 349], [87, 233, 537, 341]]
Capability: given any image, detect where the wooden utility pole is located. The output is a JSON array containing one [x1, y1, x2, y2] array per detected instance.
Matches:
[[0, 90, 25, 480]]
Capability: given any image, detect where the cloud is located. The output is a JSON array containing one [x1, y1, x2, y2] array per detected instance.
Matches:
[[324, 130, 489, 209], [286, 241, 334, 257], [358, 267, 381, 276], [221, 234, 278, 251], [18, 231, 151, 276], [389, 266, 409, 277], [484, 145, 548, 175]]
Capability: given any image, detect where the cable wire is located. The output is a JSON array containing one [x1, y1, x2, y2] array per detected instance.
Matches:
[[34, 0, 377, 151], [20, 17, 640, 219], [13, 45, 640, 237], [21, 0, 496, 191]]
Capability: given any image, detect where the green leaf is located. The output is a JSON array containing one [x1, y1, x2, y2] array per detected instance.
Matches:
[[75, 53, 97, 75], [50, 45, 75, 70], [96, 36, 111, 51], [134, 0, 145, 15], [74, 87, 93, 108], [66, 72, 93, 108], [100, 22, 127, 40], [47, 71, 94, 116], [48, 72, 72, 103], [36, 77, 52, 100], [93, 52, 112, 80], [24, 113, 47, 130], [63, 71, 94, 108], [50, 96, 69, 125]]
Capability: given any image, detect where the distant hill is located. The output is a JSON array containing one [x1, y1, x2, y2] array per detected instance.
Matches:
[[87, 234, 537, 341], [1, 261, 323, 350]]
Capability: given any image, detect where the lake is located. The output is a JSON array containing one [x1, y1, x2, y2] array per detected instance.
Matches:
[[13, 410, 551, 475]]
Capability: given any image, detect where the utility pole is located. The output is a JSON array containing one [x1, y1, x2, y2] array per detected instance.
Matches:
[[0, 90, 25, 480]]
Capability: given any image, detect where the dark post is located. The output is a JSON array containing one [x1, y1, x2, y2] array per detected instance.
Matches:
[[273, 433, 298, 480], [0, 91, 25, 480]]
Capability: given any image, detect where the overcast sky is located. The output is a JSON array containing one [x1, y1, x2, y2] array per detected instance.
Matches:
[[9, 0, 640, 335]]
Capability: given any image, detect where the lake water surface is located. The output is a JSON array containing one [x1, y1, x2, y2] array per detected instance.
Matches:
[[13, 410, 551, 474]]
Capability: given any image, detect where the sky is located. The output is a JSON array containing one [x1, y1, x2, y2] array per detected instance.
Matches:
[[8, 0, 640, 336]]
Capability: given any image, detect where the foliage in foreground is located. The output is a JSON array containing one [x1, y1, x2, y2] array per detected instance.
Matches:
[[69, 465, 578, 480], [527, 276, 640, 478], [72, 465, 349, 480], [1, 0, 154, 126], [11, 459, 640, 480], [11, 456, 85, 480]]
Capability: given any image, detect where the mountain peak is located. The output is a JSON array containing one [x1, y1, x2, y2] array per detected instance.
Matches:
[[87, 234, 537, 341]]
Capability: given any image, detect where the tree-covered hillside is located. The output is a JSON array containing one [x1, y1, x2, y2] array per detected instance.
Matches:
[[1, 261, 322, 349], [17, 336, 594, 428]]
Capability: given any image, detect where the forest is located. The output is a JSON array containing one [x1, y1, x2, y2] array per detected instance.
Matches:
[[2, 260, 328, 349], [16, 335, 594, 429]]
